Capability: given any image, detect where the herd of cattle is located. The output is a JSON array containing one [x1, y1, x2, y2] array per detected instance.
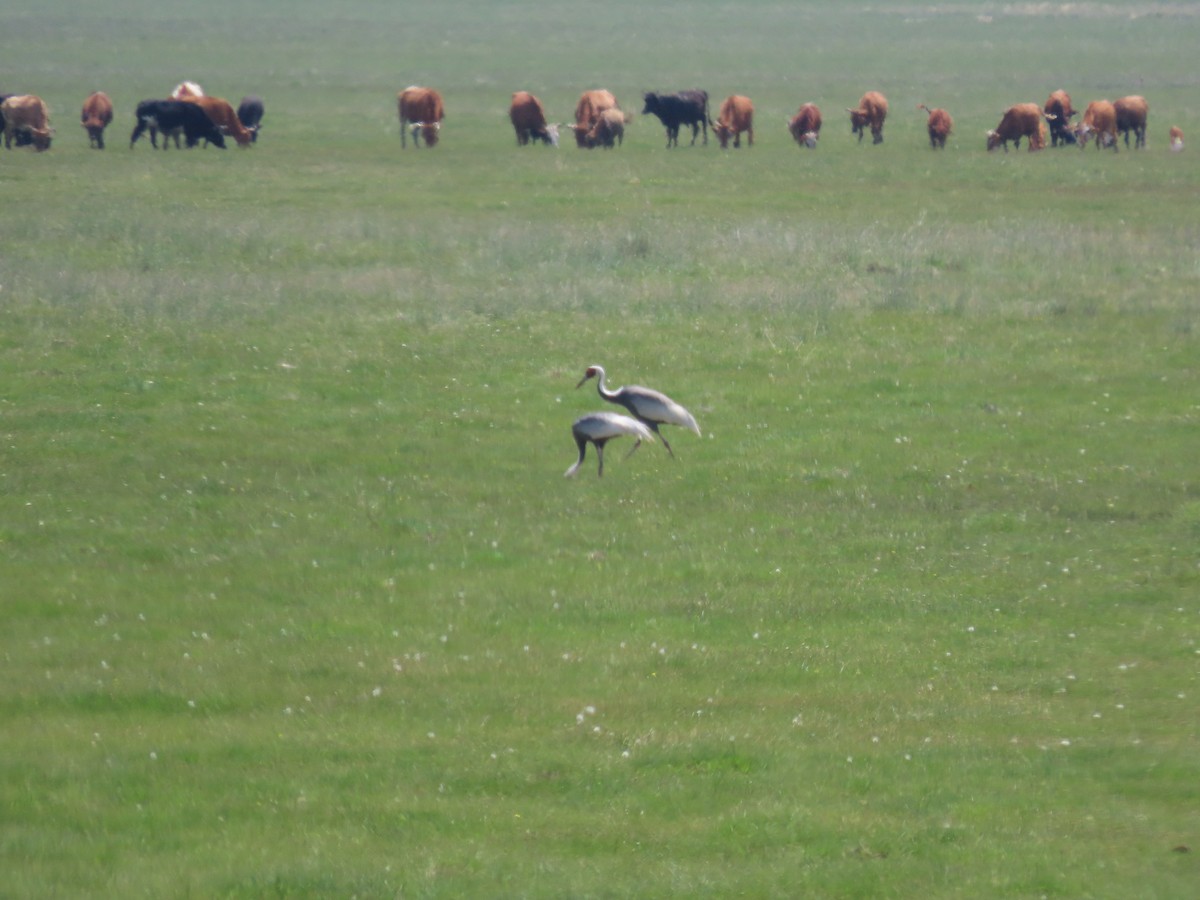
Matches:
[[0, 82, 263, 152], [0, 82, 1185, 155]]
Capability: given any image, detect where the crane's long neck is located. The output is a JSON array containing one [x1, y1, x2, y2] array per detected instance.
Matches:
[[593, 368, 620, 402]]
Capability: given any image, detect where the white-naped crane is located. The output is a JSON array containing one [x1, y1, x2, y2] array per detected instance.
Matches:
[[565, 412, 655, 478], [576, 364, 701, 457]]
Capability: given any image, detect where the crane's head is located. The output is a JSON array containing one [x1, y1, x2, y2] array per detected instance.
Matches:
[[575, 365, 603, 389]]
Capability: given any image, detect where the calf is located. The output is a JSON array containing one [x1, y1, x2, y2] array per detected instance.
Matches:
[[918, 104, 952, 149], [711, 95, 753, 149], [788, 103, 822, 148], [1043, 89, 1076, 146], [987, 103, 1045, 152], [583, 108, 627, 148], [130, 99, 226, 149], [1, 94, 53, 151], [847, 91, 888, 144], [642, 89, 709, 147], [237, 95, 264, 142], [81, 91, 114, 149], [397, 86, 444, 148], [1114, 95, 1148, 149], [509, 91, 558, 146]]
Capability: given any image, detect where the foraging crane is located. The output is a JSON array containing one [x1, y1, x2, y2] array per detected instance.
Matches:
[[565, 412, 655, 478], [576, 365, 701, 457]]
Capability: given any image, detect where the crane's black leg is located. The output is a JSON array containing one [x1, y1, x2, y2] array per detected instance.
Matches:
[[653, 424, 674, 457], [595, 439, 606, 477]]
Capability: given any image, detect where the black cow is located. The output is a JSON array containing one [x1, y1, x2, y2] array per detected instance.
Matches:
[[237, 95, 264, 142], [130, 99, 226, 150], [641, 89, 709, 147]]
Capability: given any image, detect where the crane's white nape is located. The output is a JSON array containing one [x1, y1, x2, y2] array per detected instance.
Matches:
[[576, 364, 700, 457], [565, 412, 654, 477]]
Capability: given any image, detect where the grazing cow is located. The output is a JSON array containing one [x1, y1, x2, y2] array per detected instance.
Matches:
[[1043, 89, 1077, 146], [1169, 125, 1183, 152], [711, 95, 753, 149], [570, 89, 618, 148], [80, 91, 114, 149], [986, 103, 1046, 152], [171, 81, 204, 100], [1, 95, 53, 151], [1073, 100, 1118, 151], [847, 91, 888, 144], [237, 95, 264, 142], [787, 102, 822, 148], [508, 91, 558, 146], [584, 107, 627, 148], [397, 86, 444, 148], [642, 89, 709, 147], [1114, 95, 1148, 149], [181, 95, 255, 146], [918, 104, 952, 149], [130, 99, 226, 149]]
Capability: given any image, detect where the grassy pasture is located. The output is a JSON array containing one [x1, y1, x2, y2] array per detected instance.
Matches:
[[3, 1, 1200, 896]]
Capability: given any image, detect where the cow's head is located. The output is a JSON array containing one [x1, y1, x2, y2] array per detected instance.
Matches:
[[1072, 122, 1093, 148], [985, 129, 1001, 152], [421, 122, 440, 147], [641, 93, 660, 115], [712, 121, 733, 148], [847, 108, 869, 130], [539, 123, 560, 147], [802, 131, 818, 149]]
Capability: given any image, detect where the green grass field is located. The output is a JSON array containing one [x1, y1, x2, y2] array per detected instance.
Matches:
[[3, 1, 1199, 896]]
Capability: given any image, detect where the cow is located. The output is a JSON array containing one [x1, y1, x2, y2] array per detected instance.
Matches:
[[1044, 89, 1077, 146], [397, 86, 444, 148], [1169, 125, 1184, 152], [1, 95, 53, 151], [787, 102, 822, 148], [237, 95, 264, 142], [918, 104, 952, 149], [1114, 95, 1148, 149], [508, 91, 558, 146], [584, 107, 626, 148], [986, 103, 1046, 152], [847, 91, 888, 144], [181, 95, 255, 146], [1073, 100, 1118, 151], [130, 99, 226, 149], [570, 89, 618, 148], [171, 81, 204, 100], [642, 89, 709, 147], [711, 95, 753, 149], [80, 91, 114, 149]]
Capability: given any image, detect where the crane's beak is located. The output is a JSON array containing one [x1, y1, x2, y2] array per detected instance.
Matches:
[[575, 374, 592, 389]]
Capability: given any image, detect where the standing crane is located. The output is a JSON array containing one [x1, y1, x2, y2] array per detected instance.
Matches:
[[565, 412, 655, 478], [575, 364, 701, 457]]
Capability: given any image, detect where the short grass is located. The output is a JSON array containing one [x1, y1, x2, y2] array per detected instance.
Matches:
[[2, 1, 1199, 897]]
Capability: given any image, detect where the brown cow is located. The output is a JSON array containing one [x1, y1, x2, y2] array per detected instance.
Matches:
[[397, 86, 444, 148], [584, 108, 627, 148], [180, 95, 255, 147], [81, 91, 113, 149], [711, 95, 753, 149], [509, 91, 558, 146], [787, 103, 821, 148], [1114, 95, 1148, 149], [570, 89, 618, 148], [1073, 100, 1118, 151], [1044, 90, 1076, 146], [987, 103, 1045, 152], [847, 91, 888, 144], [918, 104, 952, 149], [1, 94, 53, 150], [1169, 125, 1183, 152]]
